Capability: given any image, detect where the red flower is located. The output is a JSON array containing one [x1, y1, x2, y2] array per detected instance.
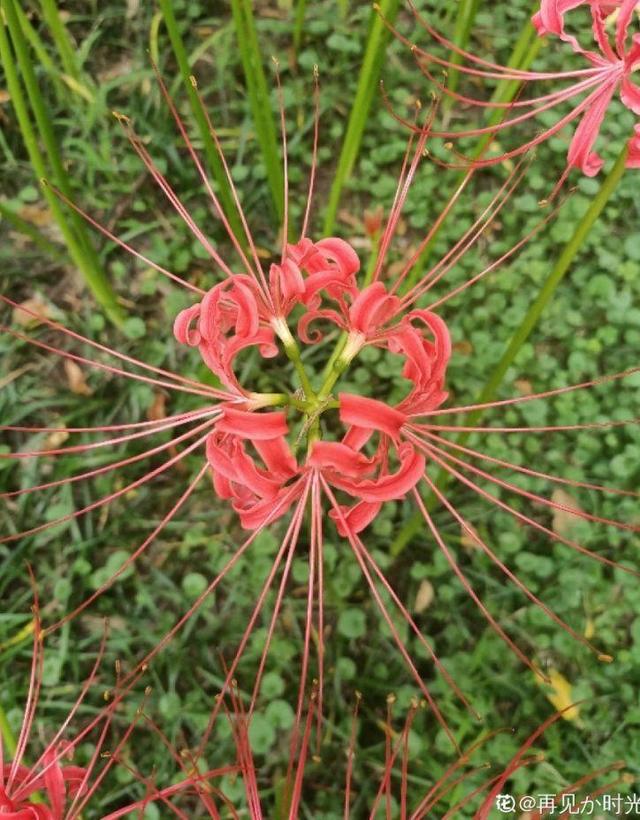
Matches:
[[393, 0, 640, 175]]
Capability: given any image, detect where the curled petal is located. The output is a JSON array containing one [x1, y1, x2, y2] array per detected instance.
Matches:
[[303, 270, 358, 308], [173, 304, 201, 346], [308, 441, 375, 478], [621, 73, 640, 115], [216, 408, 289, 440], [349, 282, 400, 336], [206, 435, 281, 499], [339, 393, 407, 438], [314, 237, 361, 276], [270, 259, 305, 314], [627, 124, 640, 167], [616, 0, 639, 57], [254, 436, 298, 478], [297, 308, 346, 343], [235, 487, 299, 530], [336, 444, 426, 503], [329, 499, 382, 536], [532, 0, 585, 51], [567, 83, 617, 175]]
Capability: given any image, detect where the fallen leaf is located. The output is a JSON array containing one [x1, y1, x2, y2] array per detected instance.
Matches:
[[44, 428, 70, 449], [147, 391, 167, 422], [514, 379, 534, 396], [460, 522, 483, 551], [0, 90, 10, 104], [17, 203, 54, 227], [551, 488, 585, 537], [414, 579, 434, 614], [64, 360, 93, 396], [12, 296, 54, 327], [533, 665, 580, 721]]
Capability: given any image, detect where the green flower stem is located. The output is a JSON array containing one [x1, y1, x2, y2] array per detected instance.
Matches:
[[158, 0, 246, 246], [322, 0, 401, 235], [274, 319, 317, 400], [391, 143, 629, 556], [0, 0, 124, 326], [443, 0, 481, 109]]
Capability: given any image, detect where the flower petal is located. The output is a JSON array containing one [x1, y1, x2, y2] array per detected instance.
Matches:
[[339, 393, 407, 438]]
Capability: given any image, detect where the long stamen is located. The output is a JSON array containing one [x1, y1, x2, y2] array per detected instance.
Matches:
[[43, 181, 206, 295], [1, 420, 214, 546], [301, 66, 321, 240]]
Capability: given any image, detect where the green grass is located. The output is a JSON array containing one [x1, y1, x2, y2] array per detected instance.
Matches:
[[1, 1, 640, 816]]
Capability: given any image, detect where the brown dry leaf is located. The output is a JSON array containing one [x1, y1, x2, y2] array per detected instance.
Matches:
[[453, 340, 473, 356], [514, 379, 534, 396], [414, 579, 434, 614], [17, 203, 54, 227], [44, 428, 70, 449], [64, 360, 93, 396], [0, 364, 34, 389], [460, 522, 483, 551], [147, 391, 167, 422], [12, 296, 54, 327], [0, 90, 10, 104], [551, 488, 585, 537], [97, 57, 134, 83]]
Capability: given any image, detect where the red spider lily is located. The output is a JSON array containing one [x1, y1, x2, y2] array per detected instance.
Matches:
[[2, 54, 639, 758], [0, 590, 150, 819], [385, 0, 640, 177], [112, 684, 628, 819]]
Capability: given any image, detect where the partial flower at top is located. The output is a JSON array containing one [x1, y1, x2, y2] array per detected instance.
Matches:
[[2, 57, 639, 752], [388, 0, 640, 176]]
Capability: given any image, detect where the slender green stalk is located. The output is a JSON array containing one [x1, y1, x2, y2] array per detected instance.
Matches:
[[322, 0, 401, 235], [0, 200, 66, 261], [0, 703, 17, 758], [158, 0, 246, 244], [293, 0, 308, 52], [391, 144, 629, 555], [443, 0, 481, 107], [230, 0, 284, 221], [0, 0, 123, 325], [40, 0, 81, 82]]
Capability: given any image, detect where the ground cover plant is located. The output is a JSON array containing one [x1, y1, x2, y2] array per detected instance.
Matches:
[[1, 0, 640, 816]]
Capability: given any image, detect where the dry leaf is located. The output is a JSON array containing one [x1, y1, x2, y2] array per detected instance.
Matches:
[[12, 296, 54, 327], [0, 90, 10, 104], [147, 391, 167, 422], [414, 579, 434, 614], [453, 340, 473, 356], [551, 488, 585, 537], [460, 522, 483, 551], [64, 360, 93, 396], [0, 364, 34, 390], [44, 429, 70, 449], [17, 203, 54, 227], [514, 379, 534, 396], [534, 666, 580, 722]]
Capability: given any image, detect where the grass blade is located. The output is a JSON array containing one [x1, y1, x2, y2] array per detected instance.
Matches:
[[443, 0, 481, 107], [230, 0, 284, 222], [158, 0, 247, 245], [1, 0, 123, 325], [40, 0, 82, 82], [322, 0, 401, 235]]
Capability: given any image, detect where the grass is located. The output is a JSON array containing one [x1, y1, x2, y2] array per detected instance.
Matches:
[[1, 0, 640, 816]]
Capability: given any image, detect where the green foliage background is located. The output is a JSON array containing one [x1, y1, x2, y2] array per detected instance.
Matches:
[[1, 0, 639, 816]]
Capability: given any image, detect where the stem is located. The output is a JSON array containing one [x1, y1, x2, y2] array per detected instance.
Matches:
[[293, 0, 308, 53], [442, 0, 481, 109], [158, 0, 246, 245], [274, 320, 317, 400], [391, 143, 628, 556], [322, 0, 401, 235], [0, 0, 124, 326]]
